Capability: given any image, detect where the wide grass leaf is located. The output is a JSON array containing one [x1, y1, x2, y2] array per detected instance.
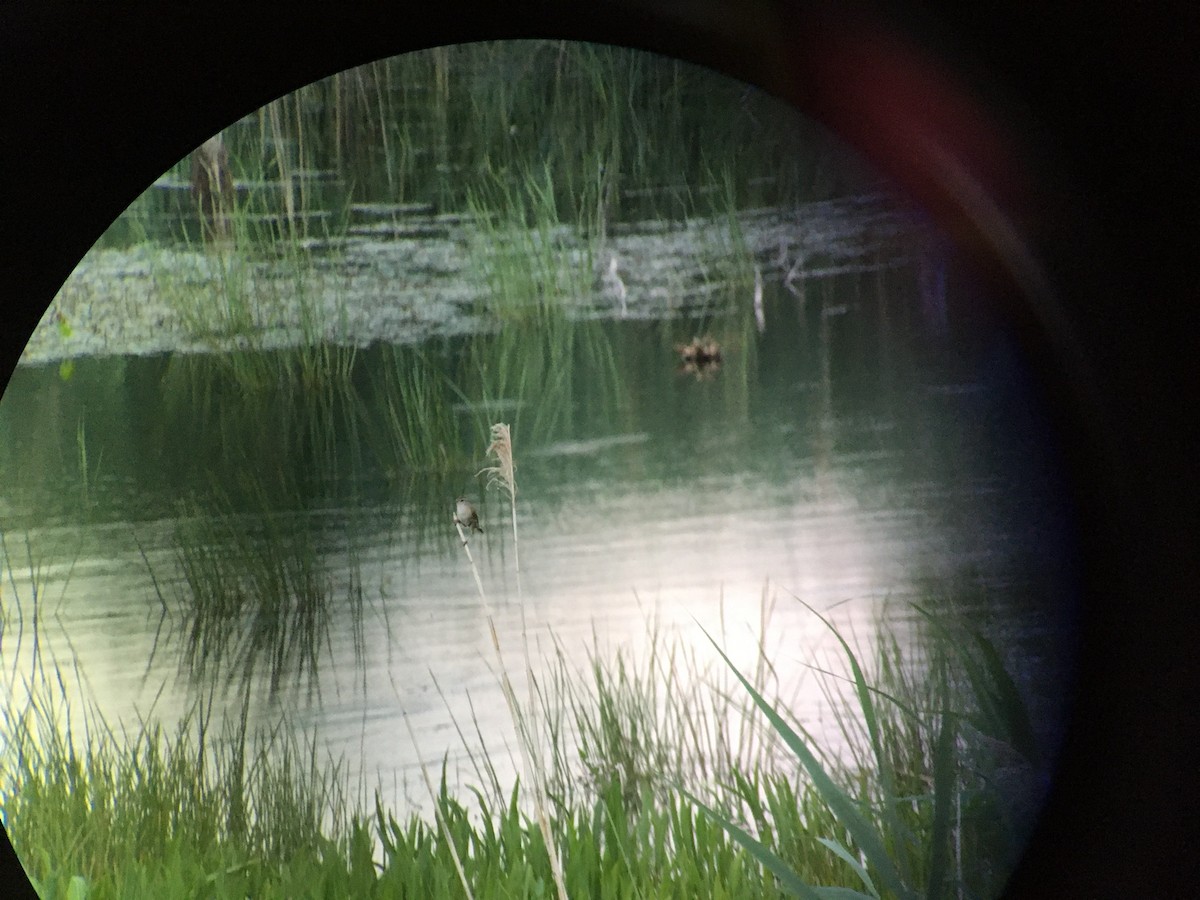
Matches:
[[793, 596, 916, 876], [912, 605, 1039, 766], [815, 837, 880, 899], [924, 658, 958, 900], [699, 625, 917, 900], [683, 789, 873, 900]]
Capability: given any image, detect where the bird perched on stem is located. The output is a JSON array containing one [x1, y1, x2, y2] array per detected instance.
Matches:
[[454, 497, 483, 533]]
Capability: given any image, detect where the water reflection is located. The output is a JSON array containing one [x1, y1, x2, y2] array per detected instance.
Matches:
[[1, 268, 1074, 824]]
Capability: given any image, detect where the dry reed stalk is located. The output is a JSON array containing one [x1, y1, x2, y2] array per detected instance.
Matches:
[[456, 423, 568, 900], [402, 712, 476, 900], [479, 423, 521, 599]]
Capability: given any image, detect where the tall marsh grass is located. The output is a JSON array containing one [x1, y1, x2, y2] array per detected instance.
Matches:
[[85, 317, 629, 704], [113, 41, 860, 254], [1, 591, 1046, 899], [162, 487, 364, 700], [457, 318, 626, 450], [456, 424, 569, 900], [1, 670, 360, 899], [466, 163, 596, 322]]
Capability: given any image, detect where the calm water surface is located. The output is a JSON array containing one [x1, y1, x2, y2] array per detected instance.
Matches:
[[0, 273, 1077, 818]]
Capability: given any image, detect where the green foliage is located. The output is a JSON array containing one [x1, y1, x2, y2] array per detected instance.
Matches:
[[166, 485, 354, 699], [3, 564, 1044, 899], [466, 162, 596, 321], [109, 41, 853, 254], [455, 318, 625, 450], [686, 600, 1045, 900], [362, 344, 465, 474]]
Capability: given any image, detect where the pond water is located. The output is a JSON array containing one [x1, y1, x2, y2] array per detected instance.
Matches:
[[1, 46, 1080, 865], [0, 263, 1077, 820]]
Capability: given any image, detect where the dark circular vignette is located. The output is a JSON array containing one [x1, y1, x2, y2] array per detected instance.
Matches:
[[1, 1, 1196, 897]]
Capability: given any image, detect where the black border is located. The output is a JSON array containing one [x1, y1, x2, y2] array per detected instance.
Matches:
[[3, 2, 1198, 896]]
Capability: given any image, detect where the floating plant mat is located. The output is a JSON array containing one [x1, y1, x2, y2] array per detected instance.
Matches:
[[24, 196, 919, 364]]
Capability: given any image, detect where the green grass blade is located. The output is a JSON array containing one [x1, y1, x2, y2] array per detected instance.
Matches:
[[814, 837, 882, 899], [925, 661, 958, 900], [969, 630, 1040, 767], [699, 625, 915, 900], [912, 604, 1039, 766], [682, 789, 873, 900], [792, 596, 913, 873], [792, 598, 884, 772]]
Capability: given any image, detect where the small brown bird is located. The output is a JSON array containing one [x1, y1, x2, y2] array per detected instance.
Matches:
[[454, 497, 483, 533]]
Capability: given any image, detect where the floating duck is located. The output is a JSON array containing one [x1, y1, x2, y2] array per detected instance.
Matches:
[[674, 336, 722, 366], [674, 336, 723, 378]]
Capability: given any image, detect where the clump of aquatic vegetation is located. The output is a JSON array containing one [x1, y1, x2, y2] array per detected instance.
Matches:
[[78, 39, 875, 357], [150, 320, 626, 486], [113, 41, 858, 251], [161, 482, 366, 701], [465, 162, 597, 321]]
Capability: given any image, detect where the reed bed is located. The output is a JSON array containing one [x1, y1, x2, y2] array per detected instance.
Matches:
[[118, 41, 843, 250], [93, 40, 853, 362], [1, 591, 1045, 899]]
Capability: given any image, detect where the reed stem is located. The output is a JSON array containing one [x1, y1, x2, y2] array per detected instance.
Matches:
[[402, 712, 475, 900], [464, 423, 569, 900]]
